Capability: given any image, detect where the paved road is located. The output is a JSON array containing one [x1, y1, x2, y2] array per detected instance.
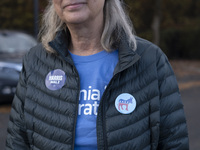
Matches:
[[181, 87, 200, 150], [172, 60, 200, 150], [0, 60, 200, 150]]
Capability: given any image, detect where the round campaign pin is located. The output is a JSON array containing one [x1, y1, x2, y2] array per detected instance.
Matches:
[[115, 93, 136, 114], [45, 69, 66, 91]]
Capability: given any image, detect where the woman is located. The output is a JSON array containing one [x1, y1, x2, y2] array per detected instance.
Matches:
[[6, 0, 189, 149]]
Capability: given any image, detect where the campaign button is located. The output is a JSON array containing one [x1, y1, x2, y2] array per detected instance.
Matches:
[[115, 93, 136, 114], [45, 69, 66, 91]]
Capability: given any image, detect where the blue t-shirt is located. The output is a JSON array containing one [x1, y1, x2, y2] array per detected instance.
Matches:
[[69, 50, 118, 150]]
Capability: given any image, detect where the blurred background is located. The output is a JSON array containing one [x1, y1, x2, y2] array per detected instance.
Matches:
[[0, 0, 200, 149]]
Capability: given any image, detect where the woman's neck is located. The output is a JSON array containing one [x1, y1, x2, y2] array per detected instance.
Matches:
[[67, 19, 104, 56]]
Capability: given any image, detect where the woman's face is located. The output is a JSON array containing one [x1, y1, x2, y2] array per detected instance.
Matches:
[[53, 0, 105, 25]]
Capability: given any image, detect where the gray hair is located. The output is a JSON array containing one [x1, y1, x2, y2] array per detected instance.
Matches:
[[39, 0, 137, 52]]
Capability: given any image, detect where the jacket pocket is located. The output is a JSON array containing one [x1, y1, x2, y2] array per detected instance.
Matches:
[[151, 123, 160, 150], [27, 130, 34, 149]]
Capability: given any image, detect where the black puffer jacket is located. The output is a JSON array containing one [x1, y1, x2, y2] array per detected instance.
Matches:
[[6, 30, 189, 150]]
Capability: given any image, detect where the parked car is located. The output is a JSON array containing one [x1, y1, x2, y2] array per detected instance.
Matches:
[[0, 30, 37, 103]]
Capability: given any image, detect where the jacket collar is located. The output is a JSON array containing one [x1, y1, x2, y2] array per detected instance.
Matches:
[[49, 30, 74, 65], [114, 33, 140, 75], [49, 30, 140, 74]]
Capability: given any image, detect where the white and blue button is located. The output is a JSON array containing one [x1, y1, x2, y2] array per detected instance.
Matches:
[[115, 93, 137, 114]]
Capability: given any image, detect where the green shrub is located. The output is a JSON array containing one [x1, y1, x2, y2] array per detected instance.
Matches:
[[160, 28, 200, 59]]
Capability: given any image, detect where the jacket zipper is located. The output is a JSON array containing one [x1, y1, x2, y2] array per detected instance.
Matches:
[[98, 74, 118, 150], [71, 66, 81, 150]]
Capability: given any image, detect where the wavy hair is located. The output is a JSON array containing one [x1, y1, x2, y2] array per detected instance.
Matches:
[[39, 0, 137, 52]]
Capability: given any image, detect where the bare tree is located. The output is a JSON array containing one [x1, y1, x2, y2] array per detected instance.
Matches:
[[152, 0, 162, 45]]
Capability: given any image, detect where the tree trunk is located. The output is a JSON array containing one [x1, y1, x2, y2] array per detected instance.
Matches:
[[152, 0, 162, 46]]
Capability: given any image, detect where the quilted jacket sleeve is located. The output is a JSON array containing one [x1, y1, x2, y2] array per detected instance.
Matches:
[[157, 52, 189, 150], [6, 55, 30, 150]]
